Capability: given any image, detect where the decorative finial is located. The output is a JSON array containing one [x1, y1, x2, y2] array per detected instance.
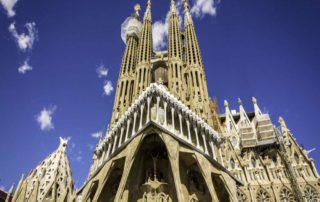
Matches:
[[59, 137, 68, 147], [237, 98, 243, 106], [184, 0, 189, 11], [134, 4, 141, 16], [278, 116, 284, 124], [224, 100, 229, 107], [147, 0, 151, 9], [252, 97, 257, 104]]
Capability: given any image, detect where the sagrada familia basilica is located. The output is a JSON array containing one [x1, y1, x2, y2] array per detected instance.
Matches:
[[4, 0, 320, 201]]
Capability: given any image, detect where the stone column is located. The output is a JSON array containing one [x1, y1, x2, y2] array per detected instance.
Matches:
[[179, 113, 183, 137], [132, 112, 137, 137], [171, 107, 175, 132], [209, 139, 216, 159], [187, 119, 191, 143], [156, 96, 160, 122], [164, 101, 168, 126], [112, 135, 118, 153], [118, 127, 124, 147], [125, 119, 131, 141], [106, 140, 112, 159], [139, 104, 144, 129], [201, 131, 208, 154], [147, 97, 151, 122], [194, 125, 200, 148]]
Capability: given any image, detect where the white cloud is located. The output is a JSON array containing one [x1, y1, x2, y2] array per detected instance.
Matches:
[[190, 0, 216, 18], [152, 15, 169, 51], [18, 59, 32, 74], [8, 22, 37, 51], [103, 81, 113, 96], [96, 64, 109, 78], [0, 0, 18, 17], [91, 131, 102, 139], [36, 106, 57, 131]]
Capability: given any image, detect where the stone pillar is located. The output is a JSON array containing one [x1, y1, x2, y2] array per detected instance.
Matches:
[[179, 113, 183, 137], [164, 101, 168, 126], [132, 112, 137, 137], [147, 97, 151, 122], [106, 139, 112, 159], [125, 119, 131, 141], [118, 127, 124, 147], [112, 135, 118, 153], [139, 104, 144, 129], [187, 119, 191, 143], [156, 96, 160, 122], [171, 107, 175, 132], [194, 125, 200, 148], [209, 139, 216, 159], [202, 131, 208, 154]]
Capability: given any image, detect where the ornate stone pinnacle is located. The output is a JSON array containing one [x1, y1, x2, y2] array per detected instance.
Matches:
[[147, 0, 151, 9], [224, 100, 229, 107], [237, 98, 243, 106], [252, 97, 257, 104], [278, 116, 284, 124], [134, 4, 141, 16]]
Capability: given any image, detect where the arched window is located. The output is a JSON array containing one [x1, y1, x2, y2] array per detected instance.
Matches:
[[256, 188, 271, 202], [304, 185, 320, 202], [279, 187, 296, 202]]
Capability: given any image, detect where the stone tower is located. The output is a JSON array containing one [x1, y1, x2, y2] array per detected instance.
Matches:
[[8, 137, 76, 202], [78, 0, 239, 201], [77, 0, 320, 202]]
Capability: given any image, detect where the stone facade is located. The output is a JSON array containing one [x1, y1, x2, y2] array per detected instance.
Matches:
[[7, 0, 320, 201]]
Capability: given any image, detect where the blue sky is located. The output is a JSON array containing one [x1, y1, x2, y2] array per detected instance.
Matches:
[[0, 0, 319, 191]]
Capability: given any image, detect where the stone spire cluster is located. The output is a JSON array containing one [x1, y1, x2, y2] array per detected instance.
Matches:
[[7, 138, 75, 202], [111, 0, 213, 126]]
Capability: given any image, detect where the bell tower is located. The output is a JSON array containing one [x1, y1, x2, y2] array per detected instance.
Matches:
[[111, 5, 142, 124]]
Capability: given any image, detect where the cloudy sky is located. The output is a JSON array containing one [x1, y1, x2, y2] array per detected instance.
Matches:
[[0, 0, 320, 191]]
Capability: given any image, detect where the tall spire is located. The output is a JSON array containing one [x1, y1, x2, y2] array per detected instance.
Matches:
[[111, 5, 141, 124], [168, 0, 185, 100], [133, 0, 153, 99], [183, 0, 212, 126], [11, 138, 75, 202]]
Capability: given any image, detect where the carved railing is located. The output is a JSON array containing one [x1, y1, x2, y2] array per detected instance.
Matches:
[[91, 83, 222, 173]]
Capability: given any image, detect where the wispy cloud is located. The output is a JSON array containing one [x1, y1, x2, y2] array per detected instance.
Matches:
[[153, 12, 169, 51], [18, 59, 32, 74], [8, 22, 37, 52], [103, 81, 113, 96], [0, 0, 19, 17], [190, 0, 216, 17], [36, 106, 57, 131], [96, 64, 109, 78], [91, 131, 102, 139], [76, 150, 82, 162], [0, 185, 4, 191]]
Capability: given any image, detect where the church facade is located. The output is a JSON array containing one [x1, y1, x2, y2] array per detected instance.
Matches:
[[6, 0, 320, 201]]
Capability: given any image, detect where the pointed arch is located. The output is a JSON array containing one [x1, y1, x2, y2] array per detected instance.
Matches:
[[279, 186, 296, 202], [124, 133, 178, 201], [256, 188, 272, 202], [304, 185, 320, 202]]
